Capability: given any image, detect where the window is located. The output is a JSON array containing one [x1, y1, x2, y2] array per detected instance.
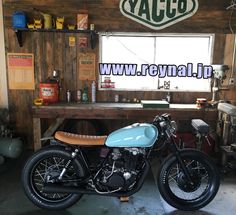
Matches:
[[99, 33, 214, 92]]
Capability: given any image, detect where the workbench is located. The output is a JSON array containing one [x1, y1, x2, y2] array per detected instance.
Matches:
[[32, 103, 218, 151]]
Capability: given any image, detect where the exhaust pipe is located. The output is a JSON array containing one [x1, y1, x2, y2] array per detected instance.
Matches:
[[43, 184, 96, 195]]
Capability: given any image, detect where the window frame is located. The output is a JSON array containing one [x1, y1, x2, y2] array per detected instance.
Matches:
[[98, 32, 215, 92]]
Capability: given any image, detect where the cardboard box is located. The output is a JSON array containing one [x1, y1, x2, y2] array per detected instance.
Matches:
[[77, 13, 88, 30]]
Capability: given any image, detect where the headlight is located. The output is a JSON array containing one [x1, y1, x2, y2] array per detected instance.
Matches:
[[170, 121, 177, 134], [159, 121, 167, 128]]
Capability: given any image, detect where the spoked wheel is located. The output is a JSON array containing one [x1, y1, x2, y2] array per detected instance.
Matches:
[[158, 150, 220, 211], [22, 146, 85, 210], [32, 155, 77, 202]]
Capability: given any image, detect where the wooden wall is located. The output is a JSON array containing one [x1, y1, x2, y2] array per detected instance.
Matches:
[[220, 34, 236, 104], [2, 0, 236, 147], [2, 0, 236, 33]]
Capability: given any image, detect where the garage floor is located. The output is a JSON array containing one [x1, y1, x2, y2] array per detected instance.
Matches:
[[0, 153, 236, 215]]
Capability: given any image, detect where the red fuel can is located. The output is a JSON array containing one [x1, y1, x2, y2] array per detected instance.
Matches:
[[39, 83, 59, 103]]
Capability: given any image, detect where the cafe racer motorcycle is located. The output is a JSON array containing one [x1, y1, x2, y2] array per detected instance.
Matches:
[[22, 114, 220, 211]]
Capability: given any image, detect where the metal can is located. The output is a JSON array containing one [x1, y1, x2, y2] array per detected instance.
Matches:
[[52, 70, 58, 78], [115, 94, 119, 103], [77, 90, 81, 102], [104, 77, 111, 88], [66, 90, 71, 102], [90, 23, 95, 30]]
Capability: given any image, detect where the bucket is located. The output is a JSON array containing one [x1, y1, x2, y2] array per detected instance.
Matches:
[[12, 11, 27, 28], [39, 83, 59, 103]]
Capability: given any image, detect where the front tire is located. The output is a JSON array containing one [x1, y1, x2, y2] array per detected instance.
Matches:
[[158, 149, 220, 211], [22, 146, 85, 210]]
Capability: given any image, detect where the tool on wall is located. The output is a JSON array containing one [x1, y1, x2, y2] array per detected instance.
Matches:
[[211, 64, 229, 102]]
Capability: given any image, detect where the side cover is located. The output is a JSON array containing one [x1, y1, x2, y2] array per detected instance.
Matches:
[[105, 123, 158, 148]]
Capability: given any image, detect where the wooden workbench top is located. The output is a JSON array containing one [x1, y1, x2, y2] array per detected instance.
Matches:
[[32, 102, 217, 120], [32, 102, 218, 151], [33, 102, 198, 109]]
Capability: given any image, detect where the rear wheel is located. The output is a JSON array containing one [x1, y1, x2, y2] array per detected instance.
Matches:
[[158, 149, 220, 211], [22, 146, 85, 210]]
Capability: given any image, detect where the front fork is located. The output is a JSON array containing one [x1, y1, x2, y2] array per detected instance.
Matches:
[[169, 137, 193, 183]]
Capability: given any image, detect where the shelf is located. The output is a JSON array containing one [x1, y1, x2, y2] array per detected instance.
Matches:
[[13, 28, 97, 49]]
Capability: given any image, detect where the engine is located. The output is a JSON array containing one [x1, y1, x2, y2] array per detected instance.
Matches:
[[95, 148, 146, 192]]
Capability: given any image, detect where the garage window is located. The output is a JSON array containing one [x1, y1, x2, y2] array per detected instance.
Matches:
[[99, 33, 214, 92]]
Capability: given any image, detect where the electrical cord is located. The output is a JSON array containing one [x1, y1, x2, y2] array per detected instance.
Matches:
[[227, 0, 236, 34], [226, 0, 236, 10], [227, 1, 236, 83]]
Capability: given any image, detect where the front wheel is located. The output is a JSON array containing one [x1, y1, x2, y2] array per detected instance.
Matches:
[[22, 146, 85, 210], [158, 149, 220, 211]]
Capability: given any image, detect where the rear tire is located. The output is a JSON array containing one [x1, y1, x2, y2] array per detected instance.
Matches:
[[158, 149, 220, 211], [22, 146, 85, 210]]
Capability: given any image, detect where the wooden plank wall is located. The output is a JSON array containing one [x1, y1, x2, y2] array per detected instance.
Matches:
[[220, 34, 236, 105], [4, 29, 94, 144], [2, 0, 236, 147], [2, 0, 236, 33]]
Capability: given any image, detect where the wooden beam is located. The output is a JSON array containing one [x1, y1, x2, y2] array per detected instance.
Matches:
[[42, 118, 65, 142], [33, 117, 41, 151], [0, 2, 8, 108]]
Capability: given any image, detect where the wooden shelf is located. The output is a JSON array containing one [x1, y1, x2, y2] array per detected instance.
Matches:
[[13, 28, 97, 49]]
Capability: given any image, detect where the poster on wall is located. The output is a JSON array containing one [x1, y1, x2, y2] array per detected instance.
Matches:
[[78, 53, 96, 80], [7, 53, 35, 90]]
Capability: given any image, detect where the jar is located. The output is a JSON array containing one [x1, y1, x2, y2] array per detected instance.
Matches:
[[77, 90, 81, 103], [104, 77, 111, 88], [115, 94, 119, 103]]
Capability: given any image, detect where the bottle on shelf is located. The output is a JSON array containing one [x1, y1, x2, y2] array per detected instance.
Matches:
[[82, 81, 89, 103], [166, 92, 171, 103], [66, 89, 71, 103], [77, 90, 82, 103], [91, 80, 96, 103]]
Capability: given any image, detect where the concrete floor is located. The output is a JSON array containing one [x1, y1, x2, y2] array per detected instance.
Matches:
[[0, 154, 236, 215]]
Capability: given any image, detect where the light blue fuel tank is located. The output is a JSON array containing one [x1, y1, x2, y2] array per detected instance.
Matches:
[[105, 123, 158, 148]]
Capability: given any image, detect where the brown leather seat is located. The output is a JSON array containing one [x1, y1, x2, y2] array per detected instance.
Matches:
[[55, 131, 107, 146]]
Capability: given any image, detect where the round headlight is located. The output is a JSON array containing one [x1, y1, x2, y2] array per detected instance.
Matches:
[[170, 121, 177, 133]]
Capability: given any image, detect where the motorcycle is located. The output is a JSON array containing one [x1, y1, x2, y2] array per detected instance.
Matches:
[[21, 114, 220, 211]]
